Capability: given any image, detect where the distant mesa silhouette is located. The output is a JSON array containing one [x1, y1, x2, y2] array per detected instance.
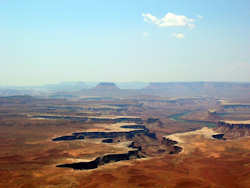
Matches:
[[93, 82, 120, 90]]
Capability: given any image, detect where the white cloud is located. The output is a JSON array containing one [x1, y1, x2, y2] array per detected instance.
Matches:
[[172, 33, 184, 39], [143, 32, 150, 37], [142, 12, 195, 28], [197, 14, 203, 19]]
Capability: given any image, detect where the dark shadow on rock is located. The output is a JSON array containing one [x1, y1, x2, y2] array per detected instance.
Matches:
[[212, 134, 226, 140]]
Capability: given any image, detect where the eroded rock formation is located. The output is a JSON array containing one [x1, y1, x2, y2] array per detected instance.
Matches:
[[216, 121, 250, 138], [57, 149, 140, 170], [53, 118, 180, 170], [161, 137, 183, 154], [52, 124, 156, 141]]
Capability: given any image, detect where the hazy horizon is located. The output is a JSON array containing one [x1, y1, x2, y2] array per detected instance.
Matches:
[[2, 80, 250, 88], [1, 0, 250, 86]]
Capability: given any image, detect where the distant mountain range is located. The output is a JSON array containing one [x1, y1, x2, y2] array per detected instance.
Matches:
[[1, 81, 250, 98], [0, 82, 148, 92]]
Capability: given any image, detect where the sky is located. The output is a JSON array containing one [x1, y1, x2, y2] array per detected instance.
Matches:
[[0, 0, 250, 86]]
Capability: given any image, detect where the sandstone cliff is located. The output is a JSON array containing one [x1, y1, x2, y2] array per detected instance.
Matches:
[[216, 120, 250, 138]]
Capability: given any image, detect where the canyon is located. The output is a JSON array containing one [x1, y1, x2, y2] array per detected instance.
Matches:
[[0, 87, 250, 188]]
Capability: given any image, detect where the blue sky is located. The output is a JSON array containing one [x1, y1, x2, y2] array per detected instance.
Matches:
[[1, 0, 250, 86]]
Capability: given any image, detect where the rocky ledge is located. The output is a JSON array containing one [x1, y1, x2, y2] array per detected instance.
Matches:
[[57, 149, 140, 170], [216, 120, 250, 138], [161, 137, 183, 154], [52, 124, 156, 141], [218, 121, 250, 129], [32, 115, 143, 124]]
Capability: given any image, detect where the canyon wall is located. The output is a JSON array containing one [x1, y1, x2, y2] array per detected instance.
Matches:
[[216, 121, 250, 138]]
